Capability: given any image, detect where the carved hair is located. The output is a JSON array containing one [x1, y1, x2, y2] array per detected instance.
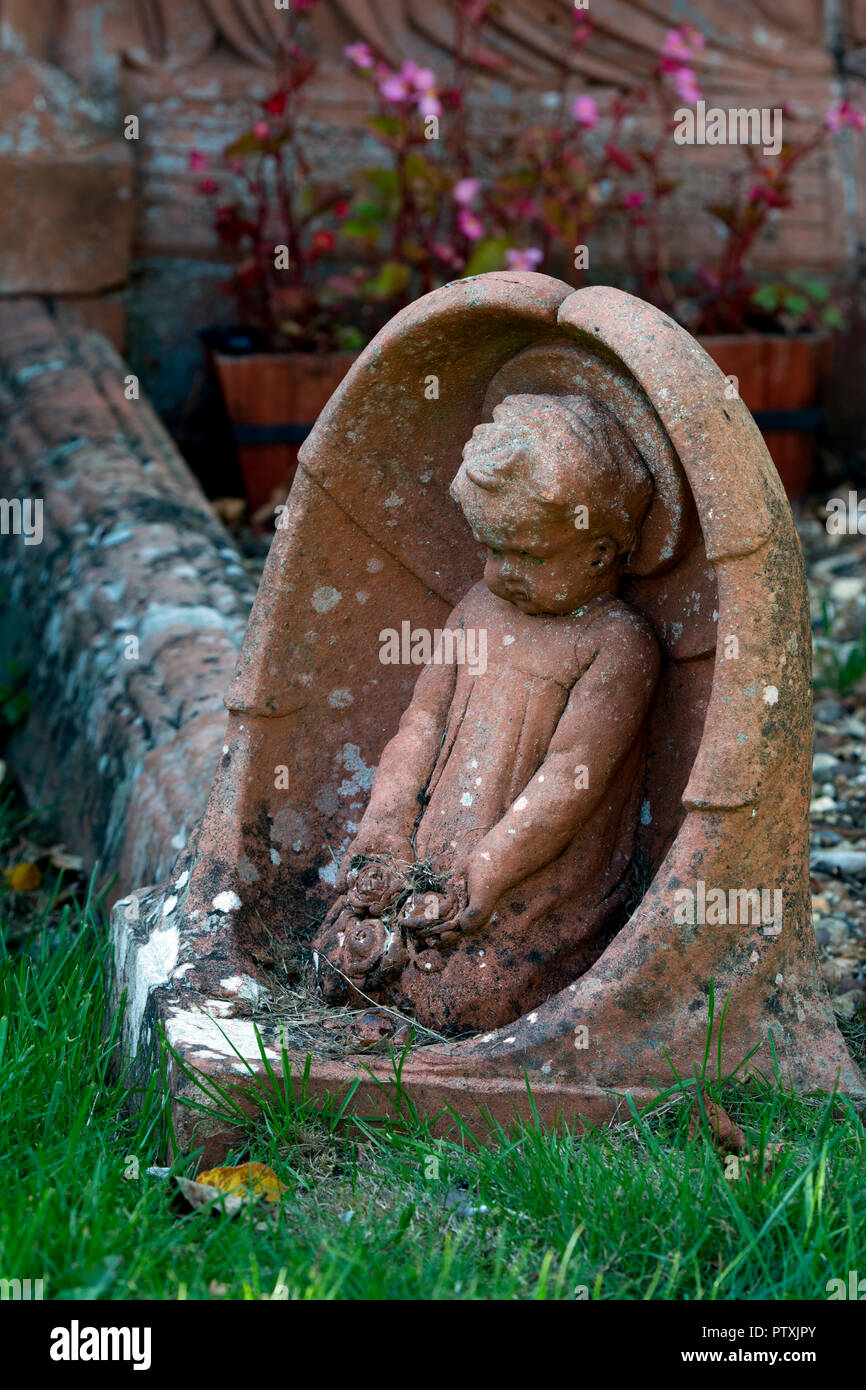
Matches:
[[454, 392, 654, 558]]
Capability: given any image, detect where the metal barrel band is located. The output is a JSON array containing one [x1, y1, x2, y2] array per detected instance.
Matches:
[[232, 423, 315, 445], [752, 407, 824, 431]]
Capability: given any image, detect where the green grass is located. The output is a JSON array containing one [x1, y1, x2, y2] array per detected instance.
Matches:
[[1, 797, 865, 1300]]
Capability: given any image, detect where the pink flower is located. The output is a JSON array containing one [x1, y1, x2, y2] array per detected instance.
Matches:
[[417, 91, 442, 117], [826, 99, 866, 132], [189, 149, 208, 172], [674, 66, 701, 103], [572, 94, 599, 128], [505, 247, 543, 271], [458, 208, 484, 240], [199, 177, 218, 194], [452, 177, 480, 205], [409, 65, 436, 92], [408, 63, 440, 116], [379, 70, 410, 102], [433, 240, 462, 268], [661, 29, 692, 62], [344, 42, 375, 69], [624, 191, 645, 209], [252, 120, 270, 140], [681, 24, 706, 50]]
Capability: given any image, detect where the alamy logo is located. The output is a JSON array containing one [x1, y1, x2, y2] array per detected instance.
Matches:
[[674, 101, 782, 157], [50, 1321, 152, 1371], [0, 1277, 44, 1299], [825, 490, 866, 535], [673, 880, 783, 935], [0, 497, 42, 545], [826, 1271, 866, 1299], [379, 622, 487, 676]]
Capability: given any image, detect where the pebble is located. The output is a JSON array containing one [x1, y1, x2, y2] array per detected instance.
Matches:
[[812, 752, 839, 774]]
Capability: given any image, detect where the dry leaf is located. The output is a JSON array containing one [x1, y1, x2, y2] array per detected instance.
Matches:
[[5, 862, 42, 892], [743, 1142, 786, 1175], [196, 1162, 287, 1204], [688, 1088, 746, 1154], [47, 845, 84, 872], [175, 1176, 241, 1214]]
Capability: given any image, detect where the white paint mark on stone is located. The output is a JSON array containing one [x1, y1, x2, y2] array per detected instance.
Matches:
[[127, 924, 179, 1049], [220, 974, 266, 1004], [212, 890, 241, 913]]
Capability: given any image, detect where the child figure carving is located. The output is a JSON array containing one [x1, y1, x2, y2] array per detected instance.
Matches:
[[313, 393, 662, 1033]]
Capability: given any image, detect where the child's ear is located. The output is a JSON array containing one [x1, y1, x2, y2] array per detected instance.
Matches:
[[589, 536, 617, 572]]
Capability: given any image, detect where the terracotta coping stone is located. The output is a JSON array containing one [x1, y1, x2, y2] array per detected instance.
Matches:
[[103, 275, 865, 1165], [0, 299, 256, 896]]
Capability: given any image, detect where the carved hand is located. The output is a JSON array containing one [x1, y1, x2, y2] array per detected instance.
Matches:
[[335, 827, 414, 892]]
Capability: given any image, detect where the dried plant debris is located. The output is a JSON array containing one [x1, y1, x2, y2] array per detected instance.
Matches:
[[246, 977, 455, 1058]]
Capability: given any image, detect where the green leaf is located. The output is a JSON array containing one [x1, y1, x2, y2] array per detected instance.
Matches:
[[352, 199, 385, 221], [365, 259, 411, 298], [404, 151, 438, 184], [335, 324, 367, 351], [341, 220, 381, 240], [821, 305, 844, 328], [365, 117, 402, 142], [782, 294, 809, 316], [751, 284, 780, 312], [224, 132, 266, 159], [461, 237, 511, 278]]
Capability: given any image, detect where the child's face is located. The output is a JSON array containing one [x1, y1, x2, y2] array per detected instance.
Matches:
[[457, 403, 619, 615], [469, 510, 617, 615]]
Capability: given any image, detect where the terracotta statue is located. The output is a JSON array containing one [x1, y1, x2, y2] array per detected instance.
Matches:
[[313, 391, 662, 1032]]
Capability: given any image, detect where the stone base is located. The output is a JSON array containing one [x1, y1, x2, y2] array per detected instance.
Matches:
[[111, 877, 866, 1169]]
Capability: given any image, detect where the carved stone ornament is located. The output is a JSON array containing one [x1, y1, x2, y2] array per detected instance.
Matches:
[[111, 274, 865, 1156]]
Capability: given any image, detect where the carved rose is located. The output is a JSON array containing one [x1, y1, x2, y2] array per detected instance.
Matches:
[[343, 917, 391, 980], [343, 917, 408, 984], [347, 861, 405, 916]]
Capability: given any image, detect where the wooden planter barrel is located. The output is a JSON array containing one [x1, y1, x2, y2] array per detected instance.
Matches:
[[212, 349, 357, 513], [699, 334, 829, 499]]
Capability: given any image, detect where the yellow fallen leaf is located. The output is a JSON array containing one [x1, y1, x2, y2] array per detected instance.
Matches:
[[5, 862, 41, 892], [196, 1162, 287, 1204]]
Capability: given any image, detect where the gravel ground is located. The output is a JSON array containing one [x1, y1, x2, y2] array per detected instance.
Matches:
[[797, 491, 866, 1024]]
